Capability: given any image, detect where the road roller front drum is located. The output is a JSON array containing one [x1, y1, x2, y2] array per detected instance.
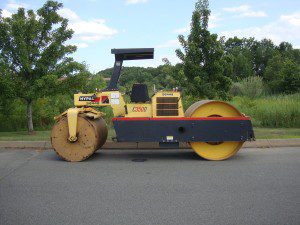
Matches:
[[51, 115, 107, 162], [185, 100, 245, 161]]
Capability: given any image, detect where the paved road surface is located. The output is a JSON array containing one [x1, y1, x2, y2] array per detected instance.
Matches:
[[0, 147, 299, 225]]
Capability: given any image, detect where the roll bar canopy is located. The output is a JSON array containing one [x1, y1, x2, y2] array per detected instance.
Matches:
[[111, 48, 154, 60], [106, 48, 154, 91]]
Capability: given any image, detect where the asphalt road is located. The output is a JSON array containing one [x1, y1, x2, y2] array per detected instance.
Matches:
[[0, 147, 299, 225]]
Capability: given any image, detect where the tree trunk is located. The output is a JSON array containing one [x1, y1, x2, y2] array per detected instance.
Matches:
[[26, 100, 34, 133]]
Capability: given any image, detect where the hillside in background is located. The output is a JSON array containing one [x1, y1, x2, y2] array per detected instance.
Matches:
[[96, 65, 183, 95]]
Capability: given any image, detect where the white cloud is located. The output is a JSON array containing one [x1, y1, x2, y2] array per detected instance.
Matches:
[[223, 5, 250, 13], [1, 9, 12, 18], [280, 12, 300, 26], [1, 5, 117, 43], [79, 35, 105, 41], [125, 0, 148, 5], [241, 11, 267, 17], [58, 8, 80, 21], [209, 13, 221, 28], [6, 0, 28, 9], [58, 8, 117, 42], [70, 20, 117, 37], [219, 11, 300, 45], [74, 43, 89, 48], [156, 39, 179, 48], [1, 0, 28, 18], [223, 4, 267, 18]]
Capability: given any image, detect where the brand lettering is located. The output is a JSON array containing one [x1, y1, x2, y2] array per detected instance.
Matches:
[[79, 96, 95, 101]]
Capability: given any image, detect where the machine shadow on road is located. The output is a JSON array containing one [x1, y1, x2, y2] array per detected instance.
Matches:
[[92, 150, 202, 162], [45, 149, 245, 162], [44, 149, 203, 162]]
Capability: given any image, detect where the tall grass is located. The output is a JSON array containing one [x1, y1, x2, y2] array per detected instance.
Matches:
[[230, 76, 265, 98], [231, 94, 300, 128]]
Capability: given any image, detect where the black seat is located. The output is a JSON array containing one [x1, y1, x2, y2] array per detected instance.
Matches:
[[130, 83, 150, 103]]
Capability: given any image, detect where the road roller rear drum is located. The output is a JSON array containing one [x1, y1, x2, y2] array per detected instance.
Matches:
[[51, 115, 107, 162]]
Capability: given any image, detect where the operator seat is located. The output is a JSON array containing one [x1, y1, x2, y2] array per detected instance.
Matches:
[[130, 83, 150, 103]]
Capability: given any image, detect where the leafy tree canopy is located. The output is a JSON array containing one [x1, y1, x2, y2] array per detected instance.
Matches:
[[176, 0, 231, 100], [0, 1, 90, 132]]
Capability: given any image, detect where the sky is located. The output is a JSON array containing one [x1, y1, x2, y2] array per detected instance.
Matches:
[[1, 0, 300, 72]]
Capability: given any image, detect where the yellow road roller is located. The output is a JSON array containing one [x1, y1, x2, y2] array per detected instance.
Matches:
[[51, 48, 255, 162]]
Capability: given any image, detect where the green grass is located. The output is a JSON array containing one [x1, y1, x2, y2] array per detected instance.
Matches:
[[0, 128, 299, 141], [253, 127, 300, 139], [0, 131, 51, 141], [231, 94, 300, 128]]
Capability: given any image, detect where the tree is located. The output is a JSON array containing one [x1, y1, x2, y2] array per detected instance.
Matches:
[[277, 41, 300, 65], [232, 53, 253, 80], [250, 38, 276, 77], [264, 54, 300, 93], [0, 55, 14, 100], [176, 0, 231, 100], [0, 1, 88, 133], [224, 37, 254, 80]]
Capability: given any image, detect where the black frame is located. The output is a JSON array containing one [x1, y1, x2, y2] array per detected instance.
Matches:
[[106, 48, 154, 91], [113, 119, 255, 143]]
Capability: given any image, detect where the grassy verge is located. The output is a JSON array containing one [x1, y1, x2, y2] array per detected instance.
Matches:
[[0, 131, 51, 141], [0, 127, 299, 141], [230, 94, 300, 128], [253, 128, 300, 139]]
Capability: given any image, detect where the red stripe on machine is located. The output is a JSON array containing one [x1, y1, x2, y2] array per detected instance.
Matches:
[[112, 117, 251, 121]]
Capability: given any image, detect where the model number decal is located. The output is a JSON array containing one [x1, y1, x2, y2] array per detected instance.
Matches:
[[162, 93, 173, 96], [132, 107, 147, 112]]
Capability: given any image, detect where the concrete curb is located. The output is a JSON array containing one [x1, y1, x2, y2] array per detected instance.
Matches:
[[0, 139, 300, 150]]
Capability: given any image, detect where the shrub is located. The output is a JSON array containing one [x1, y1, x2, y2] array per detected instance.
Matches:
[[230, 76, 265, 98]]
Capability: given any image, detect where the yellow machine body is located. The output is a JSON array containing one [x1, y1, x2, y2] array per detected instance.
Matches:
[[73, 90, 184, 118]]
